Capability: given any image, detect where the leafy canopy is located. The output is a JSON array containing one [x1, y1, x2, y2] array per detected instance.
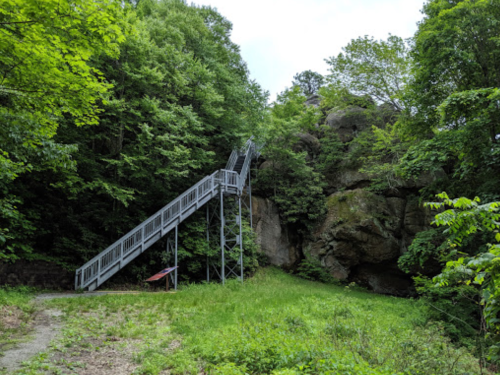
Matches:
[[426, 193, 500, 359], [292, 70, 324, 97], [323, 35, 411, 111]]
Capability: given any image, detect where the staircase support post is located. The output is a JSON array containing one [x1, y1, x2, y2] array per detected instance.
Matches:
[[220, 188, 225, 285], [206, 204, 210, 282], [174, 225, 178, 290], [248, 167, 253, 229], [238, 195, 244, 283]]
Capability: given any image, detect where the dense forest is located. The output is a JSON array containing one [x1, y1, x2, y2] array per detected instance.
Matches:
[[2, 0, 500, 367]]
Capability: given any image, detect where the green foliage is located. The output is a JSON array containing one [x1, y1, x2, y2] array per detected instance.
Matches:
[[398, 228, 447, 273], [257, 86, 326, 230], [358, 124, 408, 192], [35, 269, 484, 375], [399, 0, 500, 200], [413, 276, 482, 348], [0, 0, 128, 262], [292, 70, 324, 96], [295, 257, 339, 284], [323, 35, 411, 111], [0, 0, 127, 128], [257, 151, 326, 229], [316, 128, 344, 176], [425, 192, 500, 360], [1, 0, 268, 272], [410, 0, 500, 133]]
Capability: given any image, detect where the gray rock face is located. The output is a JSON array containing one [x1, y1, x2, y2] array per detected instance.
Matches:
[[338, 170, 371, 190], [292, 133, 321, 161], [305, 94, 321, 108], [326, 106, 369, 142], [404, 199, 434, 235], [251, 196, 299, 268], [301, 189, 431, 295]]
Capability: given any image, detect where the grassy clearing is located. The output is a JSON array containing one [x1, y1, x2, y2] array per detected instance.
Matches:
[[0, 286, 37, 354], [5, 268, 487, 374]]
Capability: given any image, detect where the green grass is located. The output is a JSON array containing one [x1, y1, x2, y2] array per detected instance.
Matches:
[[0, 286, 35, 309], [0, 286, 37, 354], [7, 268, 487, 374]]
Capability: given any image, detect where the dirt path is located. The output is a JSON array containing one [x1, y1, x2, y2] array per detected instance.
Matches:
[[0, 309, 62, 372], [0, 292, 110, 373]]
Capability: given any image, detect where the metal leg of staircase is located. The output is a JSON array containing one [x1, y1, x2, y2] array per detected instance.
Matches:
[[220, 188, 225, 285], [174, 225, 178, 290], [248, 168, 253, 229], [206, 204, 210, 283], [239, 195, 244, 283]]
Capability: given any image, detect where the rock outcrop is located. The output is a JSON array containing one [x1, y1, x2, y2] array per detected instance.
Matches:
[[252, 96, 445, 296], [301, 189, 430, 295], [292, 133, 321, 162], [326, 106, 369, 142], [250, 189, 431, 295], [251, 196, 299, 269]]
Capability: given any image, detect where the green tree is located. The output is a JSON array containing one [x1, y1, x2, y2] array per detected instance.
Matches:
[[0, 0, 127, 261], [426, 193, 500, 359], [292, 70, 324, 96], [410, 0, 500, 133], [401, 0, 500, 199], [0, 0, 127, 130], [2, 0, 268, 274], [323, 35, 411, 111], [257, 86, 325, 230]]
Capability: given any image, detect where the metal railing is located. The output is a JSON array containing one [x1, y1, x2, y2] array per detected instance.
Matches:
[[75, 138, 259, 291], [225, 150, 239, 170]]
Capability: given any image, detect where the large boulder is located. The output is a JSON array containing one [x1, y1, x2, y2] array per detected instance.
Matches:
[[292, 133, 321, 162], [300, 188, 436, 296], [403, 198, 434, 235], [326, 106, 369, 142], [251, 196, 299, 268], [338, 170, 371, 190], [304, 94, 321, 108], [305, 190, 401, 275]]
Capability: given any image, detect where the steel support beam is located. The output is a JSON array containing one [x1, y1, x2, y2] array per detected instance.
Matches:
[[206, 204, 210, 282], [220, 188, 225, 285], [174, 225, 178, 290], [248, 167, 253, 229], [239, 196, 244, 283]]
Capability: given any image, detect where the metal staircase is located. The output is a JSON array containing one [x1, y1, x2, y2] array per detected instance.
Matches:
[[75, 137, 260, 291]]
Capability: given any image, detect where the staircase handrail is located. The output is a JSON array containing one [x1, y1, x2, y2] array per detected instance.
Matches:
[[237, 141, 255, 191], [225, 150, 238, 170], [225, 136, 255, 170]]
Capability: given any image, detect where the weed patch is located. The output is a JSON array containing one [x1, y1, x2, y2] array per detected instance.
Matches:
[[6, 268, 489, 374]]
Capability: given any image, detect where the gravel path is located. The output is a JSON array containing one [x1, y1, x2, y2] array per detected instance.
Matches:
[[35, 291, 110, 301], [0, 292, 110, 372], [0, 309, 62, 372]]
